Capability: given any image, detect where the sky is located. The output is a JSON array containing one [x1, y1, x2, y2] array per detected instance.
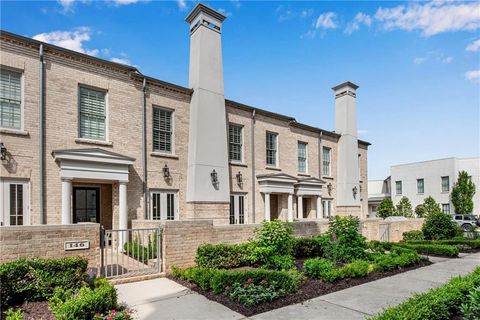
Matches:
[[1, 0, 479, 179]]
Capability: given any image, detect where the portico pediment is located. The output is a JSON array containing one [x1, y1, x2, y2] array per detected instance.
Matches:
[[295, 177, 325, 196], [256, 173, 297, 194]]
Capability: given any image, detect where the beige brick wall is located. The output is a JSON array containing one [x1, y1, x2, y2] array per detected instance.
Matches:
[[0, 223, 100, 268]]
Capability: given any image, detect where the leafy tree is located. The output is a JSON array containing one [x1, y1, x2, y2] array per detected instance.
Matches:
[[422, 210, 462, 240], [396, 196, 414, 218], [415, 204, 427, 218], [451, 171, 476, 214], [423, 196, 442, 217], [377, 198, 396, 218]]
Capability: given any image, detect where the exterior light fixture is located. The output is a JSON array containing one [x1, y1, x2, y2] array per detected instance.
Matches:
[[163, 164, 170, 179], [0, 142, 6, 160], [327, 183, 333, 195], [236, 171, 243, 186], [211, 169, 218, 184], [352, 186, 358, 199]]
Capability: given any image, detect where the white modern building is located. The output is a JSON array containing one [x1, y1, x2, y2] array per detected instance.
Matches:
[[368, 158, 480, 216]]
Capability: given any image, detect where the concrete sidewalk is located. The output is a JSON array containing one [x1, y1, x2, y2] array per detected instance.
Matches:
[[116, 252, 480, 320]]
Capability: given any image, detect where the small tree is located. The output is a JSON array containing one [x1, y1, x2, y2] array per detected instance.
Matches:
[[423, 196, 442, 217], [377, 198, 396, 218], [415, 204, 427, 218], [422, 211, 461, 240], [451, 171, 476, 214], [396, 196, 414, 218]]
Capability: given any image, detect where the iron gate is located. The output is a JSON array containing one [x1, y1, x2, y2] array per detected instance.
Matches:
[[100, 226, 162, 278]]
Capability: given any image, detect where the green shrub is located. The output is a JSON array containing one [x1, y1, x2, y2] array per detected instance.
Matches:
[[196, 243, 250, 269], [4, 308, 24, 320], [422, 211, 462, 240], [461, 286, 480, 320], [171, 266, 216, 290], [373, 249, 422, 272], [292, 235, 329, 258], [395, 243, 459, 257], [49, 278, 118, 320], [123, 232, 157, 264], [402, 230, 424, 241], [224, 279, 285, 307], [324, 216, 367, 263], [304, 258, 370, 282], [303, 258, 335, 279], [255, 220, 293, 256], [260, 255, 295, 271], [369, 267, 480, 320], [405, 239, 480, 249], [0, 257, 88, 307]]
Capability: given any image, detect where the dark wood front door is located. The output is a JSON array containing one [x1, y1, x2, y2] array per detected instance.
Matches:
[[270, 194, 279, 220], [73, 187, 100, 223]]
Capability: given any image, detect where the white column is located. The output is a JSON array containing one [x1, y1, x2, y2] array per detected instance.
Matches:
[[61, 178, 72, 225], [316, 196, 322, 219], [119, 181, 128, 249], [264, 193, 271, 221], [287, 193, 293, 222], [297, 195, 303, 220]]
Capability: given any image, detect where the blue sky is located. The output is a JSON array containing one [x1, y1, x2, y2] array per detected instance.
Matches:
[[1, 0, 479, 179]]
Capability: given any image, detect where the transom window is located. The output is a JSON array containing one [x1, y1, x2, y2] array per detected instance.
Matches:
[[153, 107, 173, 153], [298, 142, 307, 173], [151, 191, 177, 220], [0, 69, 22, 129], [79, 87, 106, 140], [322, 147, 331, 176], [441, 176, 449, 192], [229, 124, 243, 162], [266, 132, 278, 166], [417, 178, 424, 194], [395, 181, 402, 195]]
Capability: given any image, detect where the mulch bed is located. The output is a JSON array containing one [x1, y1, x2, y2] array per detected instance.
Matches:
[[1, 301, 55, 320], [170, 259, 432, 317]]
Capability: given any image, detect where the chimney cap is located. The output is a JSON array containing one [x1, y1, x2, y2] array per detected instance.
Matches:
[[332, 81, 359, 91], [186, 3, 227, 24]]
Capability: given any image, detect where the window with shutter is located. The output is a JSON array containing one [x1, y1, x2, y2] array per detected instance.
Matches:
[[79, 87, 106, 140], [298, 142, 307, 173], [153, 107, 173, 153], [229, 124, 242, 161], [0, 69, 22, 129]]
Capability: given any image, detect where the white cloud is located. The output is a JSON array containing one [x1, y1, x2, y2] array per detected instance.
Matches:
[[57, 0, 75, 12], [230, 0, 241, 9], [345, 12, 372, 35], [465, 69, 480, 81], [32, 27, 99, 56], [315, 12, 337, 29], [466, 39, 480, 52], [276, 5, 313, 22], [112, 0, 140, 5], [177, 0, 187, 11], [218, 8, 232, 17], [414, 57, 427, 65], [375, 1, 480, 36], [110, 57, 131, 65], [442, 56, 453, 64]]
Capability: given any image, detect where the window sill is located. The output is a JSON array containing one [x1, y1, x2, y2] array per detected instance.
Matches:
[[266, 166, 281, 171], [0, 128, 29, 136], [298, 173, 310, 177], [150, 152, 179, 159], [322, 176, 334, 180], [75, 138, 113, 147], [229, 161, 248, 167]]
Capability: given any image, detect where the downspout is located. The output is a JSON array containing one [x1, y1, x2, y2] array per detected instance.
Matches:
[[251, 109, 256, 223], [142, 78, 148, 219], [39, 44, 45, 224], [318, 131, 323, 178]]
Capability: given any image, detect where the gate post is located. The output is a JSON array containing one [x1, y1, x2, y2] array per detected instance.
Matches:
[[100, 225, 105, 277], [157, 225, 162, 272]]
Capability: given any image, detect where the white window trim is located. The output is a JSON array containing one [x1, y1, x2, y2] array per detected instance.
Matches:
[[0, 179, 30, 226], [149, 189, 179, 220], [152, 105, 175, 155], [230, 193, 248, 224], [298, 141, 308, 174], [417, 178, 425, 194], [441, 176, 450, 193], [0, 66, 25, 131], [322, 147, 331, 177], [395, 181, 402, 195], [266, 131, 279, 168], [78, 84, 109, 142], [228, 123, 244, 164]]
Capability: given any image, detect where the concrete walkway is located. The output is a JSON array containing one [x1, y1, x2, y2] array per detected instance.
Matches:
[[116, 252, 480, 320]]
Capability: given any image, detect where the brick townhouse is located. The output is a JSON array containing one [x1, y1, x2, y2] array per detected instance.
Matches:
[[0, 3, 370, 231]]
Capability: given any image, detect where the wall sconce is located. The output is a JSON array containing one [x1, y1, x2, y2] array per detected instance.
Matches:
[[236, 171, 243, 186], [352, 186, 358, 199], [327, 183, 333, 196], [0, 142, 6, 161], [162, 164, 170, 179], [211, 169, 218, 185]]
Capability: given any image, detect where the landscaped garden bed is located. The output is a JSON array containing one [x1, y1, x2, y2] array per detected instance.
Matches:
[[169, 217, 432, 316]]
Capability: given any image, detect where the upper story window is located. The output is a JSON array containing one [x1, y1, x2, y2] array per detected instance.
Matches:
[[0, 69, 22, 129], [153, 107, 173, 153], [79, 87, 106, 140], [266, 131, 278, 166], [417, 178, 424, 194], [395, 181, 402, 195], [322, 147, 331, 176], [441, 176, 449, 192], [298, 142, 307, 173], [228, 124, 243, 162]]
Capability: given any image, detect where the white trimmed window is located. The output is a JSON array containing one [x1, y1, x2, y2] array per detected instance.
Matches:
[[150, 191, 178, 220], [1, 180, 29, 226], [229, 124, 243, 162], [322, 147, 331, 176], [0, 69, 22, 129], [395, 181, 402, 195], [417, 178, 424, 194], [442, 203, 450, 214], [79, 87, 106, 140], [441, 176, 449, 192], [298, 142, 307, 173], [230, 194, 247, 224], [322, 199, 332, 218], [266, 132, 278, 166], [153, 107, 173, 153]]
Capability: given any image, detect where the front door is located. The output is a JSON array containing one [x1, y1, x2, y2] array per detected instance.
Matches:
[[270, 194, 279, 220], [73, 187, 100, 223]]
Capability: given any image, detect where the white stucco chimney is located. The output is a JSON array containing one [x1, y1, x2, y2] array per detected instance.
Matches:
[[185, 4, 229, 203], [333, 81, 361, 207]]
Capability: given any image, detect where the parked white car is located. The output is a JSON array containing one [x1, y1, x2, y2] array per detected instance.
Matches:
[[453, 214, 480, 231]]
